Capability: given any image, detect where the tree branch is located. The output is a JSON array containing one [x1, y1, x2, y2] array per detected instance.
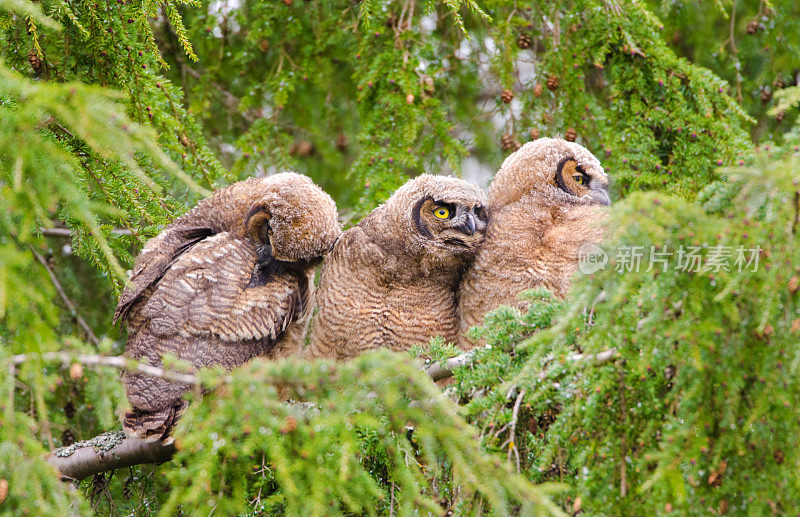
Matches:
[[424, 347, 618, 381], [11, 352, 203, 386], [35, 347, 618, 481], [47, 431, 175, 481], [31, 248, 100, 347]]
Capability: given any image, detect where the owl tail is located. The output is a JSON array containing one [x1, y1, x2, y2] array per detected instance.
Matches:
[[123, 400, 188, 445]]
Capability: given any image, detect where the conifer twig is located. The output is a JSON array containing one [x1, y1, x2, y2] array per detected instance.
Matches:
[[31, 248, 100, 347], [506, 389, 526, 472]]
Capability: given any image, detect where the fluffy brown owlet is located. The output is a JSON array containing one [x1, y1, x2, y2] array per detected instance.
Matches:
[[115, 173, 341, 442], [305, 174, 488, 359], [458, 138, 610, 348]]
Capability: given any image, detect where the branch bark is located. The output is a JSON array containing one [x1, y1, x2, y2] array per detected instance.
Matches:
[[424, 347, 618, 381], [47, 431, 175, 481], [11, 352, 203, 386], [37, 347, 618, 481]]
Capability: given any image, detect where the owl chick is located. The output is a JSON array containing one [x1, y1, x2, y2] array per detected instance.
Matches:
[[458, 138, 610, 348], [305, 174, 487, 359], [115, 173, 341, 442]]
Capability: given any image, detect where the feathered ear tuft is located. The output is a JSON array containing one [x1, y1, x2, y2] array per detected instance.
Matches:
[[244, 203, 272, 243]]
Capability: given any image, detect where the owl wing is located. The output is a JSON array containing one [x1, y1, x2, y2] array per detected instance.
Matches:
[[138, 232, 303, 346], [114, 226, 214, 323]]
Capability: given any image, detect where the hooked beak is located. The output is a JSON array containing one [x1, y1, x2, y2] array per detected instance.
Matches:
[[455, 212, 476, 236], [590, 188, 611, 206]]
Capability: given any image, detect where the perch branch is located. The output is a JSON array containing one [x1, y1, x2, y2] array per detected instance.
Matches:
[[47, 431, 175, 481], [37, 347, 618, 480], [424, 347, 618, 381]]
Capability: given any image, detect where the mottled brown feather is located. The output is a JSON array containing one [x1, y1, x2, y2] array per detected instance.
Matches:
[[305, 174, 487, 359], [117, 173, 340, 441], [458, 138, 610, 349]]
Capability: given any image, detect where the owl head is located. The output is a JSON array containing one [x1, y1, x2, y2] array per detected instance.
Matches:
[[380, 174, 488, 258], [236, 173, 341, 262], [488, 138, 610, 209]]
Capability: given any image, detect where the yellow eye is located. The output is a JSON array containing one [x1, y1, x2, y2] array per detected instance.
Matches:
[[433, 206, 450, 219], [573, 174, 587, 186]]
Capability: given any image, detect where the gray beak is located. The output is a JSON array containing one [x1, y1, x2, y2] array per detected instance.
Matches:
[[590, 189, 611, 206], [456, 212, 476, 236]]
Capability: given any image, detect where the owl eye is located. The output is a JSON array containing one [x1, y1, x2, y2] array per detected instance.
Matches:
[[433, 206, 451, 219], [573, 174, 588, 186]]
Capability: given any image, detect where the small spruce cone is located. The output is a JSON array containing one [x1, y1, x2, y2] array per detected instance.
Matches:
[[774, 450, 785, 465], [533, 83, 543, 97], [529, 127, 540, 140], [546, 74, 559, 91], [179, 134, 190, 147], [290, 140, 314, 157], [517, 34, 532, 49], [564, 128, 578, 142], [776, 111, 785, 122], [746, 20, 759, 35], [28, 49, 42, 72], [64, 400, 76, 419], [61, 428, 76, 446], [501, 133, 521, 151], [500, 88, 514, 103], [774, 76, 786, 90], [760, 88, 772, 103], [335, 133, 348, 152]]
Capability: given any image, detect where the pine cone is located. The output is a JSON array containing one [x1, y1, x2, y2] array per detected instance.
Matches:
[[533, 83, 543, 97], [64, 400, 76, 419], [501, 133, 521, 151], [517, 34, 532, 49], [61, 428, 76, 446], [500, 88, 514, 103], [546, 74, 559, 91], [564, 128, 578, 142], [335, 133, 348, 152], [529, 127, 540, 140], [760, 88, 772, 103], [28, 49, 42, 72], [746, 20, 759, 35], [290, 140, 314, 156]]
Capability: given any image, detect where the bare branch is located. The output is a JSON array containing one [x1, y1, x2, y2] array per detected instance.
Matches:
[[31, 248, 100, 347], [10, 352, 203, 386], [425, 347, 618, 381], [38, 347, 618, 481], [47, 431, 175, 481], [506, 388, 526, 472], [425, 350, 477, 381], [40, 227, 134, 237]]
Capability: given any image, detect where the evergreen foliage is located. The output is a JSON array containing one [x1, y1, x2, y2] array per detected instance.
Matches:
[[0, 0, 798, 514]]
